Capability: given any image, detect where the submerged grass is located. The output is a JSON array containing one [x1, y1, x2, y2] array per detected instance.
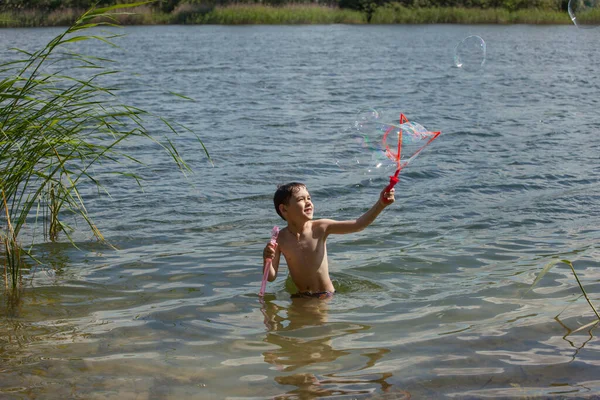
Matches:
[[0, 3, 209, 290]]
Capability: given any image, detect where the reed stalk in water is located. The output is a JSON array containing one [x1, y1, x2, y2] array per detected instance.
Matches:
[[0, 3, 209, 290], [2, 190, 20, 289], [531, 258, 600, 334]]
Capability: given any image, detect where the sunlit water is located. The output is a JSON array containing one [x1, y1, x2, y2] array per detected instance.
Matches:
[[2, 24, 600, 399]]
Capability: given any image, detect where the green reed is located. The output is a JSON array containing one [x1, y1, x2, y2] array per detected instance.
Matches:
[[0, 10, 47, 27], [0, 5, 171, 27], [198, 4, 366, 25], [0, 4, 366, 26], [0, 4, 584, 26], [370, 5, 570, 24], [571, 8, 600, 26], [531, 258, 600, 334], [0, 3, 209, 290]]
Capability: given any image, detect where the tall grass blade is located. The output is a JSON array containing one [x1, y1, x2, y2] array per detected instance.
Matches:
[[529, 259, 562, 291], [532, 258, 600, 323], [563, 260, 600, 320], [0, 4, 207, 288]]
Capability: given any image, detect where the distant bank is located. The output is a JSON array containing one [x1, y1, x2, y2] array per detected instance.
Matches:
[[0, 5, 575, 28]]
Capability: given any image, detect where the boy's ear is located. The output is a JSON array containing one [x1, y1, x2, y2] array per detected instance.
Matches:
[[278, 204, 287, 217]]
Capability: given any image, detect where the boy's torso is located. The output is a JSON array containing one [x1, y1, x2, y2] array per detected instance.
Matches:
[[278, 221, 335, 293]]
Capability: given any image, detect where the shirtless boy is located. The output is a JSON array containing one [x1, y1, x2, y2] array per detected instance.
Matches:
[[262, 182, 395, 299]]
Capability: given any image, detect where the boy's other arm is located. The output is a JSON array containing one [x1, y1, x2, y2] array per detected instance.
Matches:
[[263, 242, 281, 282], [322, 188, 394, 235]]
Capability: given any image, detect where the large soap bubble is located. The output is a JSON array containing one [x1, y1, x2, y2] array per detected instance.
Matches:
[[454, 35, 486, 72]]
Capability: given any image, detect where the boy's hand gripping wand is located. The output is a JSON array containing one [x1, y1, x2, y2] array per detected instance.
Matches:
[[259, 226, 279, 297], [382, 170, 400, 205], [381, 114, 405, 204]]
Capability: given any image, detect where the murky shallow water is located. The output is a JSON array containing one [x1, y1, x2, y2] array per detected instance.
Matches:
[[2, 24, 600, 398]]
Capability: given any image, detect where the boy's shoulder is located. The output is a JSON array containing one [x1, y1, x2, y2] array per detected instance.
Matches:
[[277, 226, 292, 239], [312, 218, 338, 226], [278, 220, 330, 235], [311, 219, 339, 234]]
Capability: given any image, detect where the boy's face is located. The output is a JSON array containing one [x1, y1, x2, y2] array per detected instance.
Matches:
[[280, 186, 314, 222]]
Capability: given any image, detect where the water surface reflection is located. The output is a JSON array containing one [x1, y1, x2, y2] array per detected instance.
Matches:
[[261, 296, 404, 398]]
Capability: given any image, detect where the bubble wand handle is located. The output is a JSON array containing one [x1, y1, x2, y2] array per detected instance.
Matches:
[[382, 170, 400, 204], [259, 226, 280, 297], [380, 113, 407, 204]]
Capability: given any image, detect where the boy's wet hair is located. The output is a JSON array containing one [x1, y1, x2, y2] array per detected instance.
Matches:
[[273, 182, 306, 221]]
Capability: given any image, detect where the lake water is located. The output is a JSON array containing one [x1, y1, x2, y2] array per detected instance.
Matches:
[[2, 24, 600, 399]]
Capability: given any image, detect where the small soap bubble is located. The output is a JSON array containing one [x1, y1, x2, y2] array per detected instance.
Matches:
[[354, 107, 380, 131], [454, 35, 486, 72], [568, 0, 600, 28]]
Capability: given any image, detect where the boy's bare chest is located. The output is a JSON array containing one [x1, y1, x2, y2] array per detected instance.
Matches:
[[280, 233, 324, 259]]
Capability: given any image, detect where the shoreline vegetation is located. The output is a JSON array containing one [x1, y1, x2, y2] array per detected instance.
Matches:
[[0, 4, 581, 27]]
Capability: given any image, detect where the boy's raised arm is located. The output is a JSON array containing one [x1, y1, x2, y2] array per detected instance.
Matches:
[[323, 188, 395, 235]]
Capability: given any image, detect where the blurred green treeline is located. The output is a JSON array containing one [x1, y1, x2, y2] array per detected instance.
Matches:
[[0, 0, 576, 26]]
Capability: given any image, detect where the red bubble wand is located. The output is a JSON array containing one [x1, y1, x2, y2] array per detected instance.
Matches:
[[381, 114, 441, 203]]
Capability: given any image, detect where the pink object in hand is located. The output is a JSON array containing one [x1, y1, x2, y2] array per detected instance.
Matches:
[[259, 226, 279, 297]]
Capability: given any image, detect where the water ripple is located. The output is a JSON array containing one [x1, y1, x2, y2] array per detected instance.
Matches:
[[2, 24, 600, 399]]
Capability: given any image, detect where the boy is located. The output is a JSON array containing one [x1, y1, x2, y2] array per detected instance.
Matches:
[[262, 182, 395, 299]]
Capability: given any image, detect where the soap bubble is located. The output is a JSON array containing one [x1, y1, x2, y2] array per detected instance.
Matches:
[[454, 35, 486, 72], [354, 107, 380, 131], [334, 108, 394, 175]]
